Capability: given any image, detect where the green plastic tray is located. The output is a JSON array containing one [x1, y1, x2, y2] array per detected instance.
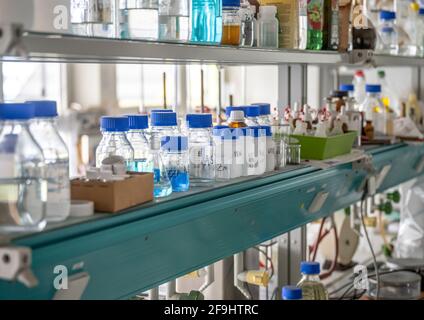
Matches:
[[290, 131, 357, 160]]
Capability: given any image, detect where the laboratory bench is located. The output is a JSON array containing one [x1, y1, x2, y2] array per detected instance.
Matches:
[[1, 142, 424, 300]]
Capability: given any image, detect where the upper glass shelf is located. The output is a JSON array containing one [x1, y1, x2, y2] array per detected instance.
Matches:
[[1, 28, 424, 66], [0, 29, 346, 65]]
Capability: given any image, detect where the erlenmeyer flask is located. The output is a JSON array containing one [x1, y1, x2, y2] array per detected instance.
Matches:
[[150, 139, 173, 198]]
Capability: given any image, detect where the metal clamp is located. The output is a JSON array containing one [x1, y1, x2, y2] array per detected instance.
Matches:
[[347, 49, 374, 65], [0, 246, 38, 288], [0, 23, 27, 57]]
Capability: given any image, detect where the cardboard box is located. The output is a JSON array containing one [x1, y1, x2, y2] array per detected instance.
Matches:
[[71, 172, 154, 213]]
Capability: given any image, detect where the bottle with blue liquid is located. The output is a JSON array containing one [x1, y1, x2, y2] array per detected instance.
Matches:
[[96, 116, 134, 169], [191, 0, 222, 43], [150, 111, 179, 148], [161, 136, 190, 192], [126, 114, 154, 173]]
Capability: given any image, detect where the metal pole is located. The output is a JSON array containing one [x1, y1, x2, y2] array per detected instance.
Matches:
[[0, 62, 4, 101]]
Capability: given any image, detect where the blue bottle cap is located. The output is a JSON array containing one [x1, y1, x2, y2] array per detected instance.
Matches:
[[260, 125, 272, 137], [100, 116, 129, 132], [161, 136, 188, 151], [419, 8, 424, 15], [380, 10, 396, 20], [253, 103, 271, 116], [150, 109, 173, 113], [243, 105, 260, 117], [27, 100, 58, 118], [226, 106, 246, 118], [126, 114, 149, 130], [339, 84, 354, 92], [365, 84, 382, 93], [282, 286, 302, 300], [151, 112, 177, 126], [248, 126, 266, 137], [0, 102, 35, 120], [300, 261, 321, 275], [223, 0, 240, 7], [186, 113, 213, 128]]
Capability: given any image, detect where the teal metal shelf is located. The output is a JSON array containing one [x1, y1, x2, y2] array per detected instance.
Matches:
[[1, 143, 424, 299]]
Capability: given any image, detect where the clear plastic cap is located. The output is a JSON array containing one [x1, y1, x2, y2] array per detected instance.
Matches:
[[229, 110, 245, 122], [259, 5, 277, 17]]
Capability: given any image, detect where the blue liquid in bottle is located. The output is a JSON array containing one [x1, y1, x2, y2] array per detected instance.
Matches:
[[167, 169, 190, 192], [191, 0, 222, 43]]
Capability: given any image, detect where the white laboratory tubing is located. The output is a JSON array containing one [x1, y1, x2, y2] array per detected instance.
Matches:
[[234, 252, 252, 300], [148, 287, 159, 300], [199, 265, 215, 292]]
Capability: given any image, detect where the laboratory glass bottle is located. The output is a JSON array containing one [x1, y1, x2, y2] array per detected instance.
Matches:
[[353, 70, 367, 106], [263, 126, 276, 172], [158, 0, 189, 41], [297, 261, 328, 300], [323, 0, 339, 50], [150, 111, 179, 151], [213, 126, 231, 180], [362, 84, 387, 137], [240, 1, 256, 47], [222, 0, 242, 45], [376, 11, 399, 55], [120, 0, 159, 39], [307, 0, 325, 50], [282, 286, 303, 300], [95, 116, 134, 168], [29, 101, 70, 223], [350, 0, 377, 51], [225, 129, 244, 178], [149, 131, 173, 198], [246, 127, 266, 176], [71, 0, 116, 38], [228, 110, 248, 128], [161, 136, 190, 192], [417, 8, 424, 57], [0, 103, 47, 233], [298, 0, 308, 50], [243, 105, 260, 126], [254, 103, 272, 125], [378, 70, 400, 115], [257, 5, 279, 48], [401, 2, 420, 56], [225, 106, 245, 122], [186, 114, 215, 186], [126, 114, 154, 173], [191, 0, 222, 43]]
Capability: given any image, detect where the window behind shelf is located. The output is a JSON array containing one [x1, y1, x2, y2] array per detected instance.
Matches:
[[1, 62, 64, 111], [116, 64, 177, 111], [116, 64, 220, 114]]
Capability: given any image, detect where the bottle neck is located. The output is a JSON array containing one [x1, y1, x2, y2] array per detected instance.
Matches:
[[301, 273, 321, 282]]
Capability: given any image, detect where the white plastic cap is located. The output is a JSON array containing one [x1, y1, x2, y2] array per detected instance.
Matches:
[[259, 5, 277, 17], [230, 110, 245, 122]]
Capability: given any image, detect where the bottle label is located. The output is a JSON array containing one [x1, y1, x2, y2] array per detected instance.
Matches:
[[307, 0, 324, 31]]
